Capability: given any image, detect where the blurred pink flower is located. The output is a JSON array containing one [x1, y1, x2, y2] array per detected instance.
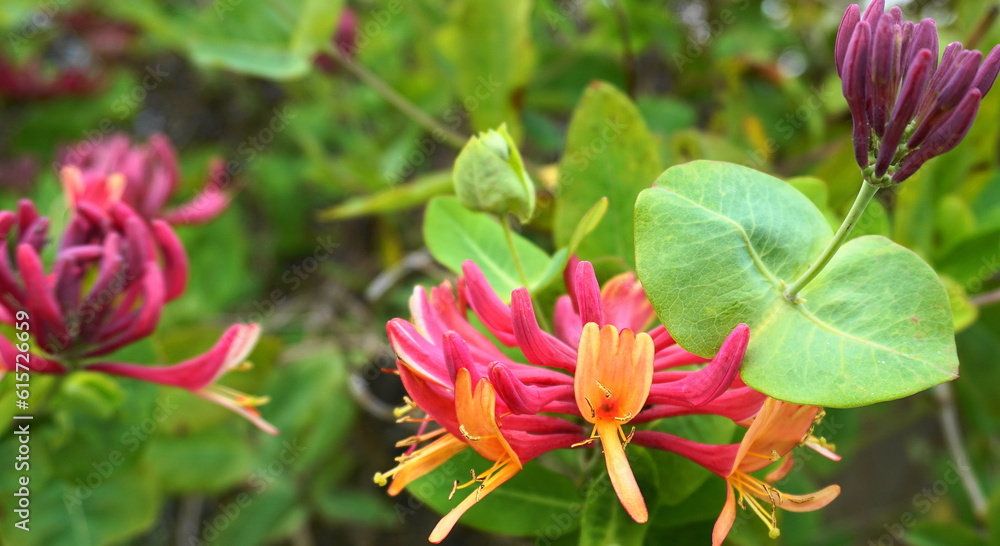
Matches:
[[59, 133, 230, 225]]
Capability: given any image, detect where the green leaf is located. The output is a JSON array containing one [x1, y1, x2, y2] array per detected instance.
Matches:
[[424, 196, 553, 300], [579, 448, 657, 546], [113, 0, 342, 80], [554, 81, 662, 271], [407, 451, 581, 539], [935, 226, 1000, 291], [144, 428, 257, 493], [941, 276, 979, 332], [646, 414, 735, 505], [635, 161, 958, 407], [906, 521, 988, 546], [317, 171, 453, 220], [434, 0, 534, 139]]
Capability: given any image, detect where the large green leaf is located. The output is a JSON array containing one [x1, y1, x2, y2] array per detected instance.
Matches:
[[407, 452, 581, 539], [424, 196, 553, 300], [111, 0, 342, 80], [646, 414, 735, 506], [635, 161, 958, 407], [554, 81, 662, 271]]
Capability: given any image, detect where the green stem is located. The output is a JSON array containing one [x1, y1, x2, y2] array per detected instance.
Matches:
[[783, 180, 879, 302], [323, 44, 468, 149], [502, 216, 550, 330], [502, 216, 532, 290]]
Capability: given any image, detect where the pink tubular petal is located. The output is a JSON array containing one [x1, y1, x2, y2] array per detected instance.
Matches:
[[151, 220, 188, 301], [428, 283, 508, 361], [600, 273, 656, 332], [88, 323, 260, 389], [0, 336, 67, 374], [489, 362, 546, 414], [83, 264, 164, 358], [631, 430, 737, 476], [633, 386, 767, 425], [510, 288, 576, 370], [15, 244, 67, 348], [552, 295, 582, 347], [647, 323, 748, 406], [163, 188, 230, 225], [461, 261, 516, 346], [442, 331, 480, 385], [386, 319, 451, 389], [572, 261, 603, 325]]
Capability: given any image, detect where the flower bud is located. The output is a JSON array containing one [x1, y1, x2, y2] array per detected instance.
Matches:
[[453, 124, 536, 223]]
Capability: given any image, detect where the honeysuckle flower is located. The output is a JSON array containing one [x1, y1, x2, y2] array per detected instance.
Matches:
[[59, 133, 230, 225], [573, 322, 653, 522], [377, 318, 583, 542], [837, 0, 1000, 184], [632, 398, 840, 544], [377, 257, 760, 538], [0, 199, 167, 360], [87, 323, 276, 434], [0, 200, 273, 432]]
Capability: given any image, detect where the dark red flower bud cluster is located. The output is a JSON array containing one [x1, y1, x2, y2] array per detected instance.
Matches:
[[837, 0, 1000, 184], [1, 135, 274, 433]]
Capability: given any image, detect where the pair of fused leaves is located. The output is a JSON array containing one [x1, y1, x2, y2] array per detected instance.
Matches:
[[635, 161, 959, 407]]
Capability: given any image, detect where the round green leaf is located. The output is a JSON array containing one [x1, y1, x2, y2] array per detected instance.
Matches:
[[635, 161, 958, 407]]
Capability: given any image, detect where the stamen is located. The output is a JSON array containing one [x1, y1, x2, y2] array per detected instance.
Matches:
[[613, 412, 633, 422], [596, 380, 612, 398], [449, 480, 460, 500], [459, 425, 482, 441], [584, 397, 596, 418]]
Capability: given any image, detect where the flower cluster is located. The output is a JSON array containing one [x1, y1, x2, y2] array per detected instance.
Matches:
[[375, 259, 839, 543], [837, 0, 1000, 185], [0, 134, 274, 434]]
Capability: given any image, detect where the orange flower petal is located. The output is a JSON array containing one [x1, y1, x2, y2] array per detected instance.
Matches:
[[380, 434, 468, 496], [711, 482, 737, 546], [428, 462, 521, 543], [598, 422, 647, 523], [764, 484, 841, 513], [455, 368, 521, 467]]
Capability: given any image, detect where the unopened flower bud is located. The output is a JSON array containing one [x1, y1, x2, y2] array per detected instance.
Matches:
[[453, 124, 536, 223]]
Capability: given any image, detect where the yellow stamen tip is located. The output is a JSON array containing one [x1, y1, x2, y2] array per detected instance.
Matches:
[[769, 528, 781, 539], [374, 473, 388, 486]]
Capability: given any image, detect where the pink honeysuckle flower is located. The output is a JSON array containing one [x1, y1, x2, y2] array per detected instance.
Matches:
[[377, 258, 758, 537], [88, 323, 276, 434], [375, 329, 584, 543], [632, 398, 840, 544], [0, 200, 273, 433], [59, 133, 230, 225], [1, 199, 166, 360]]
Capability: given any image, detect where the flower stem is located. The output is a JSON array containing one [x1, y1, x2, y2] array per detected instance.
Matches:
[[933, 383, 988, 523], [502, 215, 531, 291], [783, 180, 879, 303], [502, 215, 550, 330], [323, 44, 468, 149]]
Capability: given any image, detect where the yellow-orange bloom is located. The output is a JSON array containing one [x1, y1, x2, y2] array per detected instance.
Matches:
[[712, 398, 841, 545], [428, 367, 523, 543], [573, 323, 654, 523]]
